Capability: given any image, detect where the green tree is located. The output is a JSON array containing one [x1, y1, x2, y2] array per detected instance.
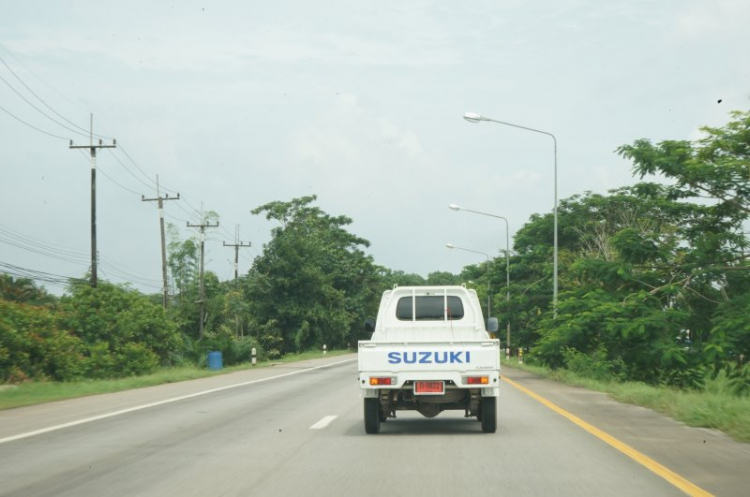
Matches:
[[426, 271, 462, 285], [0, 274, 56, 306], [376, 268, 426, 288], [617, 110, 750, 367], [166, 218, 223, 340], [166, 223, 199, 300], [518, 186, 707, 384], [247, 196, 378, 353]]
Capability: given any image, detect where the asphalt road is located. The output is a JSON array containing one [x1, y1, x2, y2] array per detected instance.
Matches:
[[1, 354, 748, 496]]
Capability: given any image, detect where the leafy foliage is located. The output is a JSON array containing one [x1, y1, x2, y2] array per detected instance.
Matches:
[[246, 196, 379, 353], [0, 274, 56, 306], [58, 281, 182, 377], [506, 110, 750, 388], [0, 299, 84, 382]]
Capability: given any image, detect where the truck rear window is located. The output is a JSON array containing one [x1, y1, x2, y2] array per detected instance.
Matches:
[[395, 296, 465, 321]]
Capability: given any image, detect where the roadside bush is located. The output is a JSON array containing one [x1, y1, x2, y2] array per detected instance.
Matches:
[[59, 281, 182, 366], [0, 300, 85, 383], [201, 326, 263, 366], [115, 342, 159, 376], [82, 341, 160, 379], [176, 334, 204, 366], [562, 345, 626, 382], [223, 335, 262, 365], [657, 365, 706, 390], [703, 364, 750, 397], [84, 342, 117, 379]]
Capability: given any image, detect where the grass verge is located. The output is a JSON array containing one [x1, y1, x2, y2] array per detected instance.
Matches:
[[0, 349, 352, 411], [503, 359, 750, 443]]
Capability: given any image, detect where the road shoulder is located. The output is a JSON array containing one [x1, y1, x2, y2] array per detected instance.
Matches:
[[501, 366, 750, 496]]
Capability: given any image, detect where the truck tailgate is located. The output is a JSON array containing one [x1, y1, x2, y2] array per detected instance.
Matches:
[[358, 340, 500, 373]]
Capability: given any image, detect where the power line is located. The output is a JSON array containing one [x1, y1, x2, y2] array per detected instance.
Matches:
[[164, 210, 192, 225], [106, 148, 160, 192], [97, 162, 144, 196], [0, 71, 92, 139], [0, 56, 101, 138], [0, 226, 90, 265], [173, 201, 204, 223], [0, 103, 69, 140], [0, 48, 259, 289], [97, 258, 164, 290], [116, 144, 162, 189], [0, 261, 87, 288], [0, 225, 163, 290], [0, 44, 107, 135]]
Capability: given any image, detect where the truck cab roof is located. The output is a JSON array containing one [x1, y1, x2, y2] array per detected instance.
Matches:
[[370, 285, 490, 342]]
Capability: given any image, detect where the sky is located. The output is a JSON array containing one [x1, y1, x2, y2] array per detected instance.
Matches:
[[1, 0, 749, 295]]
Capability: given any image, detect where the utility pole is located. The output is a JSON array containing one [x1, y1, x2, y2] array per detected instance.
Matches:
[[224, 226, 251, 337], [187, 218, 219, 338], [223, 226, 251, 283], [69, 114, 116, 288], [142, 175, 179, 308]]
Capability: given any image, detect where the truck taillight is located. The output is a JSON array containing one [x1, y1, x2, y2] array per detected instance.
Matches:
[[466, 376, 489, 385], [369, 377, 394, 386]]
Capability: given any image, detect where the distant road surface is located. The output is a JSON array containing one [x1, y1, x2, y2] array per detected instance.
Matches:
[[1, 354, 748, 496]]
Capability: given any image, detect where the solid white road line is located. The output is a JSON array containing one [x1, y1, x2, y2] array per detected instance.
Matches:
[[310, 415, 338, 430], [0, 358, 356, 445]]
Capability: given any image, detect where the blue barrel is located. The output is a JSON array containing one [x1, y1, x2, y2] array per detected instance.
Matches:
[[207, 351, 223, 370]]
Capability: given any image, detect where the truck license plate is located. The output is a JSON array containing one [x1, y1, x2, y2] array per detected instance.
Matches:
[[414, 381, 444, 395]]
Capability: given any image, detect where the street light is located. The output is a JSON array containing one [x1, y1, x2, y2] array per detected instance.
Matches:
[[446, 243, 491, 319], [449, 205, 511, 352], [463, 111, 558, 317]]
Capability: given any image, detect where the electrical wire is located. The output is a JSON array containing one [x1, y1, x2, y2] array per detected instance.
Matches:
[[0, 56, 105, 139], [0, 103, 69, 140], [71, 148, 143, 197], [0, 225, 162, 291], [97, 257, 164, 290], [116, 144, 163, 190], [0, 261, 86, 288], [164, 211, 193, 225], [0, 71, 93, 139], [0, 44, 109, 138], [105, 148, 160, 193], [1, 48, 256, 284], [0, 226, 90, 266], [97, 163, 145, 196]]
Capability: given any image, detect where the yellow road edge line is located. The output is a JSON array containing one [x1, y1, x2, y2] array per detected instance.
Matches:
[[502, 376, 713, 497]]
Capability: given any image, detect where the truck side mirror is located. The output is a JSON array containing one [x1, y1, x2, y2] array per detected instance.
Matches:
[[487, 317, 499, 333], [364, 318, 376, 333]]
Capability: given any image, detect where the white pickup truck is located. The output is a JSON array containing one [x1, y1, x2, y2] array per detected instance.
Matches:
[[358, 285, 500, 434]]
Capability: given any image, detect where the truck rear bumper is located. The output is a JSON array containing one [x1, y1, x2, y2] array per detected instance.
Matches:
[[359, 371, 500, 398], [362, 386, 500, 398]]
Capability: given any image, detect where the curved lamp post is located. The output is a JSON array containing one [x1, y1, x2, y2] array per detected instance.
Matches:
[[446, 243, 491, 319], [463, 111, 558, 318], [449, 205, 511, 353]]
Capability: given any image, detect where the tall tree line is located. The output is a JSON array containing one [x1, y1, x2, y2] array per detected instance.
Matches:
[[2, 110, 748, 389]]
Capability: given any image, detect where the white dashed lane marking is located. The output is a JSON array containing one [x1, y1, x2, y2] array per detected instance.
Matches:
[[310, 415, 338, 430]]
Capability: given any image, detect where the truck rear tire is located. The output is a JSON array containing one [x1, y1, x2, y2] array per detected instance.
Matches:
[[364, 398, 381, 434], [480, 397, 496, 433]]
